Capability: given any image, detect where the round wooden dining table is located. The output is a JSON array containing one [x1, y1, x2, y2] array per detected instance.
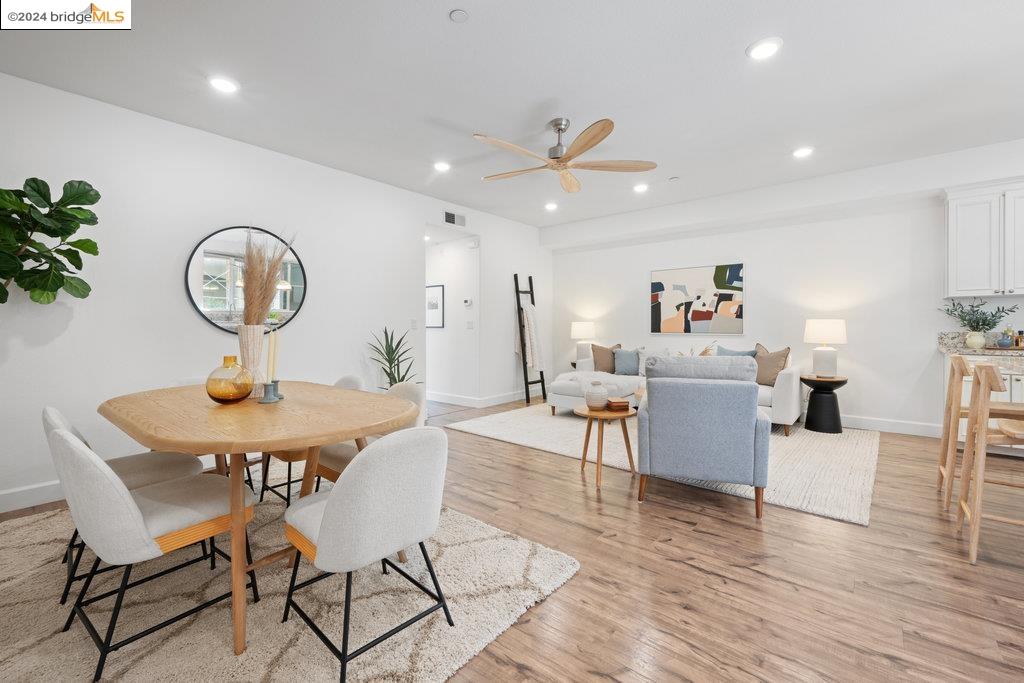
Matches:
[[98, 381, 418, 655]]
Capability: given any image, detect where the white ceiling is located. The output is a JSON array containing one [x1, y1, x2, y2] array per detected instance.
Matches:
[[1, 1, 1023, 228]]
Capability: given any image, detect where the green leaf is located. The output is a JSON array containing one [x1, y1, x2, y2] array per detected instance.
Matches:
[[62, 275, 91, 299], [16, 266, 64, 292], [56, 248, 83, 270], [23, 178, 51, 208], [29, 289, 57, 304], [0, 283, 7, 304], [0, 251, 21, 279], [0, 224, 19, 249], [0, 189, 27, 213], [57, 180, 100, 207], [27, 206, 59, 229], [68, 238, 98, 255], [58, 207, 98, 225]]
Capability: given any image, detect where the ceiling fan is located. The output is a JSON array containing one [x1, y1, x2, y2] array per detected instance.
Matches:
[[473, 117, 656, 193]]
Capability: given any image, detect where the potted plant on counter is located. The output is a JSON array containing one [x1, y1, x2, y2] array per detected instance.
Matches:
[[941, 299, 1019, 349]]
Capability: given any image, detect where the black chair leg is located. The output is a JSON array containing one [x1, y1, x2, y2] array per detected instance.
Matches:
[[94, 564, 132, 682], [245, 465, 254, 493], [62, 528, 79, 564], [381, 559, 388, 575], [315, 475, 322, 493], [340, 571, 352, 683], [286, 461, 292, 506], [259, 453, 270, 503], [60, 539, 85, 604], [200, 539, 208, 558], [209, 535, 217, 570], [282, 551, 302, 622], [419, 542, 454, 627], [64, 556, 100, 632], [245, 532, 259, 603]]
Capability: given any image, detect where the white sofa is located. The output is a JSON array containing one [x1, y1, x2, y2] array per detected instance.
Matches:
[[547, 355, 802, 435], [547, 357, 645, 413]]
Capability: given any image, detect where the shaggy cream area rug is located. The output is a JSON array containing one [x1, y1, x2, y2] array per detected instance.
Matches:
[[0, 469, 578, 681], [448, 404, 880, 525]]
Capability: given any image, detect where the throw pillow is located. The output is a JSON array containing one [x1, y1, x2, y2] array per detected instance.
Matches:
[[591, 343, 621, 373], [754, 343, 790, 386], [613, 348, 641, 375], [716, 346, 757, 357]]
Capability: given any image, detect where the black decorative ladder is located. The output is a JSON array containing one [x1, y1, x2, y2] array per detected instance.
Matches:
[[514, 273, 547, 405]]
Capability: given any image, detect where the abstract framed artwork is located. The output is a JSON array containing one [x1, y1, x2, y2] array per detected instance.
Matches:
[[650, 263, 743, 334], [425, 284, 445, 328]]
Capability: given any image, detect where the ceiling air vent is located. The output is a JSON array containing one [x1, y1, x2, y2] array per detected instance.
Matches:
[[443, 211, 466, 227]]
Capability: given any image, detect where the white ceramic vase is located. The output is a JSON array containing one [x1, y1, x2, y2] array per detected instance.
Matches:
[[965, 331, 986, 350], [584, 380, 609, 410], [237, 324, 266, 398]]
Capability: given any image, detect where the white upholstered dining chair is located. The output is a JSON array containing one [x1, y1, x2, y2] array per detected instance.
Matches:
[[314, 381, 426, 488], [259, 374, 369, 505], [47, 428, 259, 682], [42, 407, 205, 604], [281, 427, 453, 682]]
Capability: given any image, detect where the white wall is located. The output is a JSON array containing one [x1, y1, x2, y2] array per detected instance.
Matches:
[[425, 237, 480, 404], [0, 74, 550, 511], [554, 202, 952, 436]]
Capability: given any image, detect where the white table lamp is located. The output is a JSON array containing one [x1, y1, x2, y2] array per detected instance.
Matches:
[[571, 321, 596, 361], [804, 319, 847, 377]]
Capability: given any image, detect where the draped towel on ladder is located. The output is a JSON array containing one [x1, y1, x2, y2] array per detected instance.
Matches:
[[516, 300, 545, 370]]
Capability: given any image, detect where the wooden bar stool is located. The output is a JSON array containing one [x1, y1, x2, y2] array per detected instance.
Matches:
[[937, 355, 1024, 510], [954, 363, 1024, 564]]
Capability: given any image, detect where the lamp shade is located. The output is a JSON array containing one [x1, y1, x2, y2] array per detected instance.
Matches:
[[571, 321, 596, 339], [804, 319, 847, 345]]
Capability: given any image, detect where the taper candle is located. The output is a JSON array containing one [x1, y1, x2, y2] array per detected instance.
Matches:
[[267, 330, 277, 381]]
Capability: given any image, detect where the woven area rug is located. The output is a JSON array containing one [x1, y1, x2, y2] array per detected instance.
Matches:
[[448, 404, 880, 525], [0, 467, 578, 681]]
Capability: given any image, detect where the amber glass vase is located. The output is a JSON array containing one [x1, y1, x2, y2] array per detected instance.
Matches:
[[206, 355, 254, 404]]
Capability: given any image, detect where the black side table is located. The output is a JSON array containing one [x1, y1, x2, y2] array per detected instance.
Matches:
[[800, 375, 848, 433]]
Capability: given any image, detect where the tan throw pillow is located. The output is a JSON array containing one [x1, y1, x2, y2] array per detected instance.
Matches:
[[754, 343, 790, 386], [591, 343, 621, 373]]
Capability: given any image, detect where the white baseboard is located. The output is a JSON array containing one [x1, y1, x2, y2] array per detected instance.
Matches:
[[840, 414, 941, 438], [0, 479, 63, 514], [426, 387, 543, 409]]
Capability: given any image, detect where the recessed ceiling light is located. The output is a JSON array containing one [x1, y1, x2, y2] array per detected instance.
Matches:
[[433, 161, 451, 172], [746, 37, 783, 61], [668, 176, 680, 182], [208, 76, 239, 93], [633, 183, 649, 194], [545, 202, 558, 211], [792, 146, 814, 159], [424, 235, 431, 241], [449, 9, 468, 23]]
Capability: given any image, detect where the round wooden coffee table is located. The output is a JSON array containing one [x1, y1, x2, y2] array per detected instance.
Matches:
[[573, 405, 637, 488]]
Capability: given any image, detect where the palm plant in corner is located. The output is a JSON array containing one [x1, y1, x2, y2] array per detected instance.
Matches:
[[0, 178, 101, 305], [369, 327, 416, 389]]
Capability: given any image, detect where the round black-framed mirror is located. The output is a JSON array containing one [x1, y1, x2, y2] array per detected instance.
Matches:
[[184, 226, 306, 334]]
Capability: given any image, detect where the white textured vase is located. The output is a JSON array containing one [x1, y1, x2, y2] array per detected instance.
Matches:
[[584, 380, 609, 410], [965, 331, 986, 350], [237, 324, 266, 399]]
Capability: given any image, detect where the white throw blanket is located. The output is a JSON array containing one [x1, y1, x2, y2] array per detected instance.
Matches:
[[516, 300, 545, 370]]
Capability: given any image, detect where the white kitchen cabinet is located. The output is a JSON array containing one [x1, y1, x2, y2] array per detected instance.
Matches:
[[946, 178, 1024, 298]]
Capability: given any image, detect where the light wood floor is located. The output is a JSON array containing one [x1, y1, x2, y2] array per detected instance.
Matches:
[[429, 400, 1024, 681]]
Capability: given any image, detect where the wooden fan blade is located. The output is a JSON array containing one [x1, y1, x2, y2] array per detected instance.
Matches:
[[568, 160, 658, 172], [473, 134, 550, 163], [561, 119, 614, 162], [559, 170, 581, 193], [483, 166, 549, 181]]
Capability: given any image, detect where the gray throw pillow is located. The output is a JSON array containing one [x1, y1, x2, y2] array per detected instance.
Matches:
[[716, 346, 757, 357], [613, 348, 640, 375]]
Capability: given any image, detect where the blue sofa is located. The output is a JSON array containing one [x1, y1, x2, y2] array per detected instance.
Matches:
[[637, 355, 771, 518]]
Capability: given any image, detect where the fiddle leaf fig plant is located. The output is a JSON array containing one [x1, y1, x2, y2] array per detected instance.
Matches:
[[0, 178, 101, 305]]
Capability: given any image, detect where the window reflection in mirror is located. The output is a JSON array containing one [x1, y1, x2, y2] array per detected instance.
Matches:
[[186, 227, 306, 333]]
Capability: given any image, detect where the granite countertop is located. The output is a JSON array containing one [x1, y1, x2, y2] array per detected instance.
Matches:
[[937, 330, 1024, 356]]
